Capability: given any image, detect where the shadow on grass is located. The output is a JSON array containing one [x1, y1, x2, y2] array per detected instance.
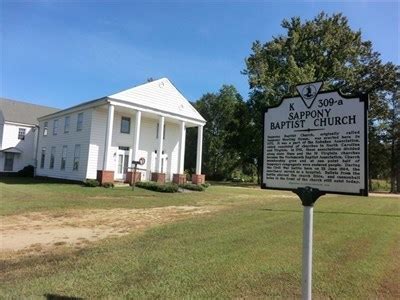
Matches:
[[0, 176, 82, 185], [261, 208, 400, 218], [44, 294, 82, 300]]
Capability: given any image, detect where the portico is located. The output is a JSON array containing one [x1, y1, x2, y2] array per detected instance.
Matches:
[[95, 79, 206, 185]]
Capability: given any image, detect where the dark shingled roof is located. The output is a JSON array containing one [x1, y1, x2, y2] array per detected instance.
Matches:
[[0, 98, 60, 125]]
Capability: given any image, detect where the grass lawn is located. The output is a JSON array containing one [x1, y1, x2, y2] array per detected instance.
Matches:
[[1, 177, 399, 298]]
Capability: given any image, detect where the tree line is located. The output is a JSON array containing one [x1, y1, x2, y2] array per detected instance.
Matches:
[[185, 12, 399, 192]]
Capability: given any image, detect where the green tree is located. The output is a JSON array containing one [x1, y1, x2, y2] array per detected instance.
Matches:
[[243, 12, 398, 185], [185, 85, 245, 180], [385, 88, 400, 192]]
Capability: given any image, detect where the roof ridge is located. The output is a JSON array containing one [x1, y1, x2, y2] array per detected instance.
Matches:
[[0, 97, 60, 110]]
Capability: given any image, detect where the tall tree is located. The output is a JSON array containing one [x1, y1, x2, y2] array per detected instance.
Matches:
[[243, 12, 399, 186], [385, 88, 400, 192], [185, 85, 244, 180]]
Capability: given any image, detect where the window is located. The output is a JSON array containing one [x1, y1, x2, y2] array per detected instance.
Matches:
[[53, 119, 59, 135], [73, 144, 80, 171], [18, 128, 26, 140], [120, 117, 131, 134], [50, 146, 56, 169], [64, 116, 70, 133], [163, 124, 166, 140], [77, 113, 83, 131], [43, 122, 48, 136], [61, 146, 67, 170], [40, 148, 46, 168]]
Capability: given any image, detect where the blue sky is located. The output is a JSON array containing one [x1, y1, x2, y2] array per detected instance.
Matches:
[[1, 1, 399, 109]]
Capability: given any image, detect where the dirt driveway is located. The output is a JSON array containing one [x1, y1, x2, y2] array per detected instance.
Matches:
[[1, 206, 214, 257]]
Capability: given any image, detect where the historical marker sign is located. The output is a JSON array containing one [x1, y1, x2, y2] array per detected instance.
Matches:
[[262, 82, 368, 196]]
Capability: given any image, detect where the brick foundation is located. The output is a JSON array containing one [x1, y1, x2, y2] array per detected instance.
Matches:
[[126, 171, 141, 185], [97, 170, 115, 184], [192, 174, 205, 185], [173, 174, 187, 185], [151, 172, 166, 184]]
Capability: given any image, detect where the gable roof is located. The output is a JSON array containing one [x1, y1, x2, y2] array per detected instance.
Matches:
[[0, 98, 60, 125], [108, 78, 206, 123]]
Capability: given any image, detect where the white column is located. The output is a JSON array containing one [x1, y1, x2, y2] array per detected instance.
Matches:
[[195, 125, 203, 175], [178, 121, 186, 174], [132, 110, 141, 161], [103, 104, 114, 170], [157, 116, 165, 173]]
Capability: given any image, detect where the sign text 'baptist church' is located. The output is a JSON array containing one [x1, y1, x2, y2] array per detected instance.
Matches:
[[262, 82, 368, 196]]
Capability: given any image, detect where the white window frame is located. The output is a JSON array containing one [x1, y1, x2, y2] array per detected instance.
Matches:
[[40, 147, 46, 168], [61, 145, 67, 170], [73, 144, 80, 171], [77, 113, 83, 131], [43, 121, 48, 136], [50, 146, 56, 169], [120, 117, 131, 134], [163, 124, 166, 140], [18, 128, 26, 140], [53, 119, 59, 135], [64, 116, 70, 133]]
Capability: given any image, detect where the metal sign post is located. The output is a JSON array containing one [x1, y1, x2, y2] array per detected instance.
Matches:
[[261, 81, 368, 300], [128, 157, 145, 191], [294, 187, 325, 300]]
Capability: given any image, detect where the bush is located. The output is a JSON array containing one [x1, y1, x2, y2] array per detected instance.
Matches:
[[230, 168, 256, 183], [102, 182, 114, 188], [202, 182, 211, 188], [136, 181, 179, 193], [17, 165, 34, 177], [84, 179, 100, 187], [179, 183, 205, 191], [231, 177, 244, 182]]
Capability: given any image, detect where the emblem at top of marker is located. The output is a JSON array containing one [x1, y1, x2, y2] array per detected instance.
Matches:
[[296, 82, 323, 109]]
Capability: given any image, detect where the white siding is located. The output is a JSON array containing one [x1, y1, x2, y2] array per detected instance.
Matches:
[[0, 123, 36, 172], [36, 109, 92, 181], [86, 108, 107, 179], [88, 106, 181, 181]]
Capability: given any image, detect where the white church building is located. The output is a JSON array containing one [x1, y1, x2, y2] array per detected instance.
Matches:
[[35, 78, 206, 184]]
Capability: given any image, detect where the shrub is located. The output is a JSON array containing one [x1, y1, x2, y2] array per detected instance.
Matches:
[[202, 182, 211, 188], [231, 177, 244, 182], [179, 183, 205, 191], [102, 182, 114, 188], [136, 181, 179, 193], [17, 165, 34, 177], [84, 179, 100, 187]]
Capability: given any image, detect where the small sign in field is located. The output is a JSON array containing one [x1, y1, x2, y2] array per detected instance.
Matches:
[[262, 81, 368, 196]]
